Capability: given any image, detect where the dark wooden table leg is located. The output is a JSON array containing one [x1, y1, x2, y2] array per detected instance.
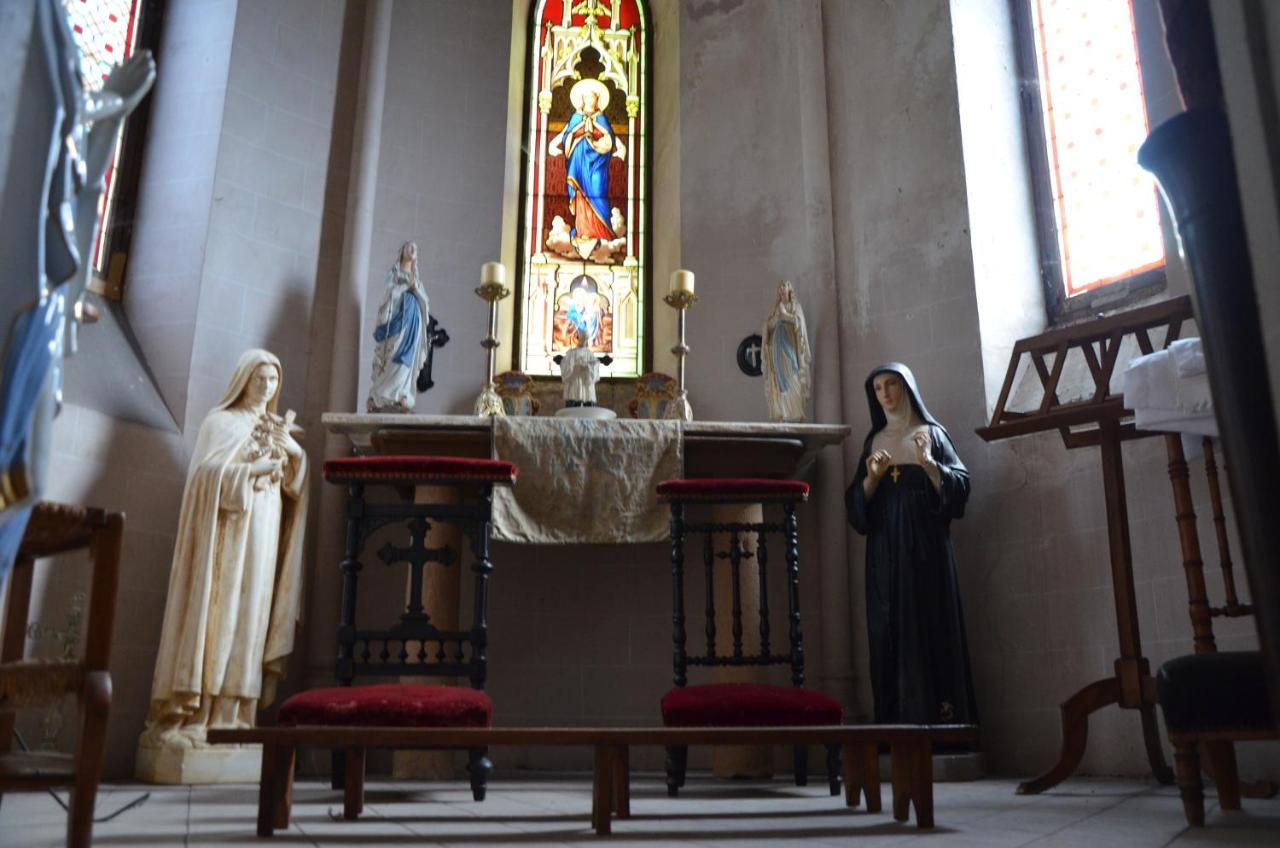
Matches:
[[911, 743, 934, 829], [592, 744, 614, 835], [257, 743, 279, 837], [1017, 676, 1119, 795], [274, 746, 296, 830], [862, 743, 882, 812], [613, 745, 630, 818], [890, 744, 912, 822], [344, 747, 366, 820], [841, 744, 861, 808]]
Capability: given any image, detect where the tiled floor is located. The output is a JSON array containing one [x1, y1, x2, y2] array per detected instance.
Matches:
[[1, 775, 1277, 847]]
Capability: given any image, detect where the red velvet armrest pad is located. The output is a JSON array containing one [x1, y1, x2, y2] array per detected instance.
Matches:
[[656, 478, 809, 501], [324, 456, 517, 486], [279, 684, 494, 728], [661, 683, 842, 727]]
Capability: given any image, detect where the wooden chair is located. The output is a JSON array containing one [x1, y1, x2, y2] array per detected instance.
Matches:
[[1159, 435, 1279, 826], [656, 478, 844, 798], [269, 455, 515, 821], [0, 502, 123, 848]]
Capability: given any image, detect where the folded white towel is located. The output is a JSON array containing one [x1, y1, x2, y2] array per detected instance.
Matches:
[[1169, 337, 1206, 377]]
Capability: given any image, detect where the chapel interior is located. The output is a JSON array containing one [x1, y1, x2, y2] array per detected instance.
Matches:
[[2, 0, 1280, 845]]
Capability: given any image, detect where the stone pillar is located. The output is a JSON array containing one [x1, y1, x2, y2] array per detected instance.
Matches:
[[309, 0, 390, 700]]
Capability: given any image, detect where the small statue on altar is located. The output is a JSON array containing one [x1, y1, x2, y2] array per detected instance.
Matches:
[[138, 350, 307, 780], [762, 280, 812, 422], [844, 363, 977, 726], [368, 242, 432, 413], [557, 323, 611, 407]]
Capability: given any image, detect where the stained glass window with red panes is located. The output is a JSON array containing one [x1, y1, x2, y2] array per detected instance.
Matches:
[[1028, 0, 1165, 298], [61, 0, 145, 276]]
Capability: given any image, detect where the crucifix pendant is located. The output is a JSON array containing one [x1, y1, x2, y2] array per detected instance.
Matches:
[[890, 465, 901, 484]]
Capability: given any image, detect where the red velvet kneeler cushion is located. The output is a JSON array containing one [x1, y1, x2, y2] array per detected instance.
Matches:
[[656, 478, 810, 503], [661, 683, 842, 727], [279, 684, 493, 728], [324, 456, 517, 487]]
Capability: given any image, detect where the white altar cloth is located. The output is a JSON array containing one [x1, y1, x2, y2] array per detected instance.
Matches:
[[491, 417, 683, 544]]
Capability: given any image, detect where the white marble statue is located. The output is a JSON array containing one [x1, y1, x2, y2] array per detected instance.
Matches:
[[762, 280, 812, 422], [138, 350, 307, 782], [0, 0, 154, 580], [368, 242, 431, 413]]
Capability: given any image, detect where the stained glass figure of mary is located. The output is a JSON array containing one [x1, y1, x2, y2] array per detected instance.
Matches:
[[762, 280, 812, 422], [548, 78, 626, 259]]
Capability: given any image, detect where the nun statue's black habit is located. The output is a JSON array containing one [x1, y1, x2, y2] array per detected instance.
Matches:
[[845, 363, 978, 725]]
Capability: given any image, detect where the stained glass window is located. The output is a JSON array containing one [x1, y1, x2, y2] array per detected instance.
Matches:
[[61, 0, 145, 275], [515, 0, 649, 378], [1028, 0, 1165, 297]]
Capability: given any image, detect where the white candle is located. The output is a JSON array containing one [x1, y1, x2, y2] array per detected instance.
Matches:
[[670, 269, 695, 295], [481, 261, 506, 286]]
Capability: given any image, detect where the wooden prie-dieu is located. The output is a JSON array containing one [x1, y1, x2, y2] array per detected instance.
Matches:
[[976, 296, 1202, 795]]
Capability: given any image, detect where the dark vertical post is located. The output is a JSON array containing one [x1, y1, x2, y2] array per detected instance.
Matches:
[[784, 502, 805, 687], [469, 487, 494, 691], [337, 483, 365, 686], [703, 529, 716, 660], [670, 502, 688, 687], [757, 527, 771, 659], [730, 529, 744, 659]]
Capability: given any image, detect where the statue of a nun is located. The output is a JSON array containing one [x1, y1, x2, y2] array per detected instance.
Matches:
[[761, 280, 812, 422], [140, 349, 307, 759], [844, 363, 978, 725], [368, 242, 430, 412]]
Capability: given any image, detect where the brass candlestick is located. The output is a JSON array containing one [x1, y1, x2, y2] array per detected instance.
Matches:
[[663, 289, 697, 421], [474, 266, 510, 416]]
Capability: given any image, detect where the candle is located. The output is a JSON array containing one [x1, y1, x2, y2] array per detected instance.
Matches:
[[481, 261, 506, 286], [670, 269, 694, 296]]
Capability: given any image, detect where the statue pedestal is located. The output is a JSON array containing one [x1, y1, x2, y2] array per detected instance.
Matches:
[[135, 741, 262, 784], [555, 406, 616, 420]]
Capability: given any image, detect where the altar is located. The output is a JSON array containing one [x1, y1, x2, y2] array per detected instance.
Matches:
[[322, 413, 849, 779]]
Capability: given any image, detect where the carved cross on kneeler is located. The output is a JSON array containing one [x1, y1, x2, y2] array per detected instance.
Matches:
[[377, 517, 456, 623]]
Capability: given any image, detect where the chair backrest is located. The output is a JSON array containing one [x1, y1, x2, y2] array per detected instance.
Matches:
[[667, 499, 804, 688], [629, 372, 678, 419], [338, 489, 494, 691], [1165, 434, 1254, 654], [0, 502, 122, 750], [495, 371, 540, 416]]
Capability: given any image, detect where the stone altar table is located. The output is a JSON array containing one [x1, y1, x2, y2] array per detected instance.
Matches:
[[323, 413, 849, 778]]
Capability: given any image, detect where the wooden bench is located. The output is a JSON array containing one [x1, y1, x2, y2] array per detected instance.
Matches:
[[208, 724, 977, 836]]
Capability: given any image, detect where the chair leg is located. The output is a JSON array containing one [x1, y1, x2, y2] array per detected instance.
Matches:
[[468, 747, 493, 802], [343, 748, 365, 820], [613, 744, 631, 818], [331, 750, 346, 790], [1174, 742, 1206, 826], [275, 746, 296, 829], [826, 744, 842, 796], [793, 745, 809, 787], [665, 745, 688, 797], [67, 670, 110, 848], [1205, 741, 1241, 811]]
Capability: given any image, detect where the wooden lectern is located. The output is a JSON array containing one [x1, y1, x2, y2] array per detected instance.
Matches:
[[976, 296, 1196, 795]]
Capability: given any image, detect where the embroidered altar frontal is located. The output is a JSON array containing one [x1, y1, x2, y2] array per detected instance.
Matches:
[[491, 418, 682, 544]]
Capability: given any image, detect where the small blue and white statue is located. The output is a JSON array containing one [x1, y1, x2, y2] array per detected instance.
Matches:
[[762, 280, 812, 422], [368, 242, 434, 413]]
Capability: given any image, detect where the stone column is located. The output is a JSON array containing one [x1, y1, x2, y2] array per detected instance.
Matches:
[[310, 0, 391, 690]]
